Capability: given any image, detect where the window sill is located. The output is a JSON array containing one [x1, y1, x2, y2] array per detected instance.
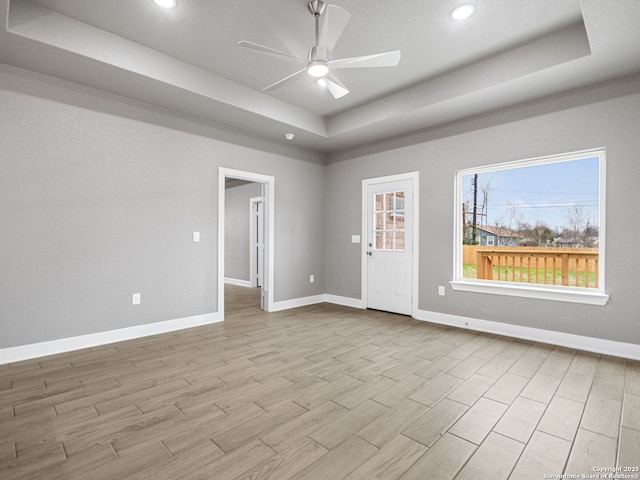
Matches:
[[449, 280, 609, 306]]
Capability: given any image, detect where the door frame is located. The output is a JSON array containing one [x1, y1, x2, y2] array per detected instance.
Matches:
[[218, 167, 275, 316], [361, 171, 419, 315], [249, 196, 264, 288]]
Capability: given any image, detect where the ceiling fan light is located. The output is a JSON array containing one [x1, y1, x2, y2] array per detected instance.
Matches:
[[450, 4, 475, 20], [316, 78, 327, 87], [307, 61, 329, 77], [152, 0, 177, 8]]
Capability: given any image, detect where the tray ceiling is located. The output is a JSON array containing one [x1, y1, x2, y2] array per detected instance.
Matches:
[[1, 0, 639, 155]]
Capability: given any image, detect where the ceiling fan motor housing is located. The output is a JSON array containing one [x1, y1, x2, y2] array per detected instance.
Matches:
[[308, 0, 327, 17], [308, 45, 327, 62]]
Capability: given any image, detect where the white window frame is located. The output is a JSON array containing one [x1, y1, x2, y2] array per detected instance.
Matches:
[[450, 148, 609, 306], [486, 235, 495, 246]]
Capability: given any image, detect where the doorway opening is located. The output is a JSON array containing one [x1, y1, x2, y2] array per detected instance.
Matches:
[[218, 168, 275, 318]]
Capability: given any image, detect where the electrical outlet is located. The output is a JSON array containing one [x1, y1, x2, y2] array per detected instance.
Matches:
[[132, 293, 141, 305], [309, 274, 315, 283], [438, 286, 445, 296]]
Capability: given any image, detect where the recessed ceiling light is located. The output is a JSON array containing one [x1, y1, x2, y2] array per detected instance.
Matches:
[[450, 3, 475, 20], [153, 0, 177, 8], [283, 133, 295, 141]]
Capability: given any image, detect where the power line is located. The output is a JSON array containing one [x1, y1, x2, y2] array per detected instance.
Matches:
[[490, 189, 597, 195], [488, 203, 599, 209], [462, 194, 598, 207]]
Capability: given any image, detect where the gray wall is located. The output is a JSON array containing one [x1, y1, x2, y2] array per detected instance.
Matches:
[[0, 64, 325, 348], [2, 59, 639, 351], [325, 75, 640, 345], [225, 182, 262, 282]]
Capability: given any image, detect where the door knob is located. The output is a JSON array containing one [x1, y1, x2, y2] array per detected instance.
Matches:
[[366, 251, 373, 256]]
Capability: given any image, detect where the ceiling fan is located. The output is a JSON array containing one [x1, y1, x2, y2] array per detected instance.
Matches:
[[238, 0, 401, 99]]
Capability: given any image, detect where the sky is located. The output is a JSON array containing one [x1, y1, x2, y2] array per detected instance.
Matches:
[[461, 156, 600, 231]]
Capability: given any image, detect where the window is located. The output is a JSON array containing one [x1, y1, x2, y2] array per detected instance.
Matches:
[[451, 148, 608, 305], [374, 190, 405, 251]]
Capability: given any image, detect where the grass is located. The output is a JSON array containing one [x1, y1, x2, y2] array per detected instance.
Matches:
[[463, 264, 597, 288]]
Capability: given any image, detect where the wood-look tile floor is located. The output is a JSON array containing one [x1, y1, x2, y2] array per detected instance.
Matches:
[[1, 285, 639, 479]]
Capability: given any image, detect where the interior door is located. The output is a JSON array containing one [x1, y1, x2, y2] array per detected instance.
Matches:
[[255, 200, 264, 288], [366, 179, 413, 315]]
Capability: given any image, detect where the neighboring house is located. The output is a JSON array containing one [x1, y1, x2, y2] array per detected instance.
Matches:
[[553, 235, 600, 248], [554, 235, 581, 248], [467, 225, 521, 246]]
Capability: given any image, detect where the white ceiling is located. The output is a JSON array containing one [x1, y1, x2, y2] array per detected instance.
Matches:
[[1, 0, 639, 155]]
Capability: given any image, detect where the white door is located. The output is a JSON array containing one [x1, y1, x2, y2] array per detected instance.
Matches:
[[366, 178, 413, 315], [249, 196, 265, 288], [255, 200, 264, 288]]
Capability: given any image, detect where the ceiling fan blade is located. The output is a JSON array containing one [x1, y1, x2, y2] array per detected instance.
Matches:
[[318, 5, 351, 55], [237, 40, 306, 62], [329, 50, 401, 69], [324, 73, 349, 99], [263, 68, 308, 92]]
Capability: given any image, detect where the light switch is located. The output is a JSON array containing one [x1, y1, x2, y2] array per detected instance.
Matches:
[[132, 293, 141, 305], [351, 235, 361, 243], [193, 232, 200, 242]]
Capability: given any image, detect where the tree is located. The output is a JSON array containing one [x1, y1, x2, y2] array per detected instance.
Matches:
[[493, 201, 523, 245], [462, 200, 478, 244], [536, 221, 555, 246], [519, 220, 554, 246], [582, 214, 599, 247], [565, 204, 586, 246], [479, 178, 493, 225]]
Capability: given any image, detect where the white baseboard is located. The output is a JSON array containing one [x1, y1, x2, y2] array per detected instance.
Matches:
[[4, 301, 638, 365], [414, 309, 640, 361], [224, 277, 253, 288], [270, 295, 327, 312], [325, 294, 366, 309], [275, 294, 640, 359], [0, 312, 222, 365]]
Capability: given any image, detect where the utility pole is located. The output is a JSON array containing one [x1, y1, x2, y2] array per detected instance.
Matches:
[[472, 174, 478, 244], [462, 202, 467, 241], [482, 188, 489, 226]]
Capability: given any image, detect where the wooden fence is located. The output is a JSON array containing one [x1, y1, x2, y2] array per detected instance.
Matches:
[[463, 245, 599, 288]]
